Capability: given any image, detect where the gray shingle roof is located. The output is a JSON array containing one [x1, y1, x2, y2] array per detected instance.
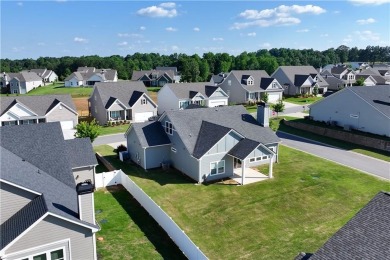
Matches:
[[331, 66, 348, 74], [228, 138, 260, 160], [273, 66, 329, 88], [3, 71, 42, 82], [65, 138, 98, 168], [349, 85, 390, 117], [294, 75, 311, 87], [166, 83, 223, 99], [230, 70, 274, 92], [131, 121, 171, 147], [0, 94, 77, 116], [93, 81, 148, 109], [131, 70, 175, 81], [164, 105, 280, 157], [65, 68, 116, 81], [192, 121, 231, 159], [1, 195, 48, 249], [309, 191, 390, 259]]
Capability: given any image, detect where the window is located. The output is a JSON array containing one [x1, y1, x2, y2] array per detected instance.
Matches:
[[141, 99, 147, 105], [20, 248, 64, 260], [179, 101, 189, 109], [171, 147, 177, 152], [210, 160, 225, 175], [38, 118, 45, 123], [269, 146, 276, 152], [165, 121, 173, 135], [249, 158, 256, 163], [13, 89, 18, 94], [110, 111, 120, 119], [22, 119, 35, 125], [247, 80, 253, 85], [70, 82, 73, 86], [272, 83, 276, 88]]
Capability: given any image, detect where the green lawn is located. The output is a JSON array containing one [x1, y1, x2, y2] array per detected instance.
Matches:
[[0, 82, 93, 97], [147, 87, 161, 92], [94, 144, 389, 259], [98, 123, 130, 136], [284, 96, 323, 105], [95, 187, 185, 259], [277, 119, 390, 162]]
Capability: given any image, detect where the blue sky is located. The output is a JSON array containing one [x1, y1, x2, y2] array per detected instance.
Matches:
[[2, 0, 389, 59]]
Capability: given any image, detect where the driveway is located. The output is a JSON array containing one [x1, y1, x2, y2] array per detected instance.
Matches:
[[93, 133, 126, 146], [277, 131, 390, 180]]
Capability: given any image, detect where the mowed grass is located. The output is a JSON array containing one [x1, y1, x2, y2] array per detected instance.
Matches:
[[94, 144, 389, 259], [98, 123, 131, 136], [94, 187, 185, 260], [0, 82, 93, 97], [283, 96, 323, 105]]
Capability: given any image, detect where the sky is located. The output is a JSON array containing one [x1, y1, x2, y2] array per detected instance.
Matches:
[[1, 0, 389, 59]]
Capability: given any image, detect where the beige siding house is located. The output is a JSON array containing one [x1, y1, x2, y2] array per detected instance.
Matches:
[[89, 81, 157, 125], [0, 122, 99, 260]]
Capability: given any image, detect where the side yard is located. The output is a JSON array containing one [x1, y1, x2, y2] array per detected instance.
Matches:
[[94, 144, 389, 259]]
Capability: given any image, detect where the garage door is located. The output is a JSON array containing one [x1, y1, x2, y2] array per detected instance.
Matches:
[[268, 93, 281, 103], [134, 112, 154, 122], [60, 120, 74, 130], [209, 100, 227, 107]]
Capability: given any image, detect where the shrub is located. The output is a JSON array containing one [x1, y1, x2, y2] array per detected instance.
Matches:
[[116, 144, 127, 158]]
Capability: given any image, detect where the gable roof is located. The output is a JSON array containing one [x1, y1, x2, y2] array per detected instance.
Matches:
[[0, 95, 77, 117], [131, 69, 175, 81], [163, 105, 280, 158], [65, 68, 116, 82], [3, 72, 42, 82], [331, 66, 348, 74], [65, 138, 98, 168], [130, 121, 171, 147], [309, 191, 390, 259], [294, 75, 311, 87], [228, 138, 261, 160], [273, 66, 329, 88], [166, 83, 225, 99], [93, 81, 149, 109], [229, 70, 275, 92]]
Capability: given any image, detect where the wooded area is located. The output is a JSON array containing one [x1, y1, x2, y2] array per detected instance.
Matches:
[[1, 45, 389, 82]]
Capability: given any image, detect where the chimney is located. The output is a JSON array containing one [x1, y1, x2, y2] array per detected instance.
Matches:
[[257, 102, 270, 127], [76, 180, 95, 224]]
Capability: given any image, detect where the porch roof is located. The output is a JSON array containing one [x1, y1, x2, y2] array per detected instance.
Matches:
[[228, 138, 260, 160]]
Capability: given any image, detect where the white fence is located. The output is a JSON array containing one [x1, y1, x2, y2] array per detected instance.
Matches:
[[95, 170, 208, 260]]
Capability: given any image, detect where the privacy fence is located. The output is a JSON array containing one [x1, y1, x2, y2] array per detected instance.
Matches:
[[95, 170, 208, 260]]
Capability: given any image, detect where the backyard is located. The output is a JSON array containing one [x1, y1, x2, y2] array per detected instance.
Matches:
[[94, 144, 389, 259]]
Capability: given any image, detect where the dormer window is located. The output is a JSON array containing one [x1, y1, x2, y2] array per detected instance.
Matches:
[[141, 99, 147, 105], [165, 121, 173, 135], [247, 79, 253, 85]]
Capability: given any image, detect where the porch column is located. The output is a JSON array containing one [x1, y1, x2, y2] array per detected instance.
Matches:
[[124, 110, 127, 120], [268, 154, 274, 179], [107, 111, 110, 121], [241, 159, 246, 185]]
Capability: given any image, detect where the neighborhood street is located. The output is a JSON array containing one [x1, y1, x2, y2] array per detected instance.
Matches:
[[277, 131, 390, 180], [93, 133, 126, 146]]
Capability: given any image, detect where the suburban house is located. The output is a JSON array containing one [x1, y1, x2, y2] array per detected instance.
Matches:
[[1, 72, 43, 94], [126, 104, 280, 184], [355, 74, 379, 86], [296, 191, 390, 260], [328, 65, 357, 86], [89, 81, 157, 125], [320, 70, 346, 91], [22, 69, 58, 84], [157, 82, 229, 114], [0, 94, 78, 132], [0, 122, 99, 260], [65, 138, 98, 185], [271, 66, 329, 96], [356, 68, 388, 85], [211, 70, 284, 104], [131, 67, 180, 87], [64, 67, 118, 87], [309, 85, 390, 137]]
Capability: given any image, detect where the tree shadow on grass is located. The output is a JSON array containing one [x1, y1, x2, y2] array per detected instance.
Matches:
[[106, 185, 187, 260]]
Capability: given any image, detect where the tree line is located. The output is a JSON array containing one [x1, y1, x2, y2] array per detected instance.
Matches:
[[1, 45, 388, 83]]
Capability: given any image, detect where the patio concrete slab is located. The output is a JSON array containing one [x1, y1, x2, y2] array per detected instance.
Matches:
[[231, 168, 269, 185]]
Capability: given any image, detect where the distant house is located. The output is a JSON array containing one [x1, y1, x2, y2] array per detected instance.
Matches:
[[320, 70, 345, 91], [295, 191, 390, 260], [309, 85, 390, 137], [329, 65, 357, 86], [356, 68, 388, 85], [0, 122, 99, 260], [1, 72, 42, 94], [131, 67, 180, 87], [89, 81, 157, 125], [271, 66, 329, 96], [212, 70, 284, 104], [22, 69, 58, 84], [64, 67, 117, 87], [125, 105, 280, 184], [0, 94, 78, 132], [157, 82, 229, 114]]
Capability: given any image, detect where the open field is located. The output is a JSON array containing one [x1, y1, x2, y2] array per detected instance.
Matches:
[[94, 144, 389, 259]]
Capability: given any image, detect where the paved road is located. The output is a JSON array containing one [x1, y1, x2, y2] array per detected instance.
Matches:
[[277, 131, 390, 180], [93, 133, 126, 146]]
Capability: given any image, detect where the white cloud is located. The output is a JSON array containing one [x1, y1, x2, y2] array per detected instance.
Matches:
[[74, 37, 88, 43], [140, 26, 146, 31], [159, 2, 176, 8], [356, 18, 376, 24], [320, 33, 329, 37], [231, 17, 300, 29], [165, 27, 177, 32], [333, 10, 341, 14], [296, 29, 309, 32], [193, 27, 200, 32], [171, 45, 179, 51], [349, 0, 390, 5], [342, 35, 353, 43], [355, 30, 381, 41], [260, 42, 271, 49], [118, 33, 143, 38], [239, 5, 326, 20], [212, 37, 224, 41], [137, 4, 177, 18], [247, 32, 256, 37], [17, 2, 23, 6], [118, 41, 128, 46]]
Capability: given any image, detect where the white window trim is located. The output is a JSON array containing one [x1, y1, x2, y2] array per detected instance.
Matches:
[[165, 121, 173, 135], [171, 147, 177, 153], [210, 160, 225, 176]]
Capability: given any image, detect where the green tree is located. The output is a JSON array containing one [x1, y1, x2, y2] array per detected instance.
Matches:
[[74, 119, 100, 142], [313, 86, 319, 96], [261, 92, 269, 103], [272, 100, 285, 118], [354, 77, 365, 86]]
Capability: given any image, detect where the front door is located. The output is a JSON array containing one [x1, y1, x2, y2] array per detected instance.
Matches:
[[234, 158, 241, 169]]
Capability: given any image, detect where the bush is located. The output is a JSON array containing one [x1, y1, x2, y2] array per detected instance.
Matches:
[[116, 144, 127, 158]]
